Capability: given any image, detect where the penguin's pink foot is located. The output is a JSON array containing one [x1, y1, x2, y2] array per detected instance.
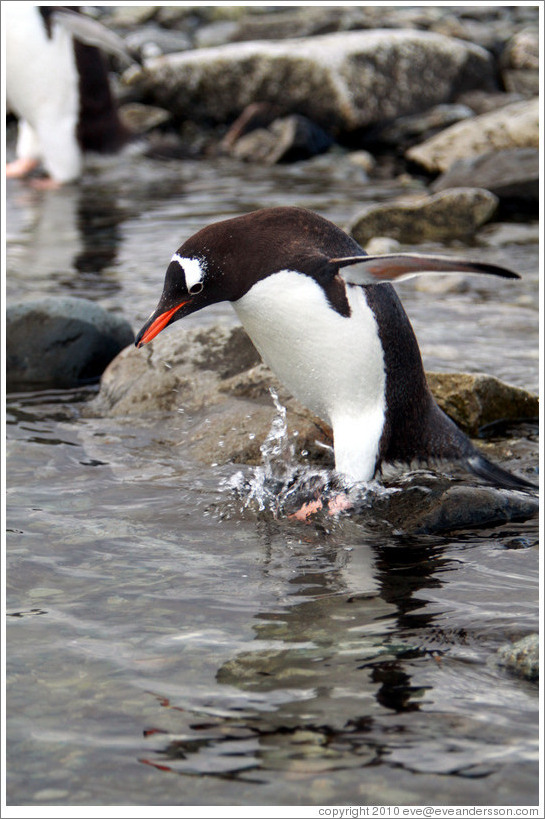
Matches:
[[289, 498, 323, 521], [288, 492, 353, 521], [30, 176, 63, 191], [6, 157, 40, 178], [326, 493, 353, 515]]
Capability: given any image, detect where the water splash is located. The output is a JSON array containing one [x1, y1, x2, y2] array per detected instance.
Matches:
[[226, 389, 342, 516], [224, 389, 403, 519]]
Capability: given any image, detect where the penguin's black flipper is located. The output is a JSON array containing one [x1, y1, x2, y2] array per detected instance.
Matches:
[[51, 9, 140, 67], [466, 453, 538, 491], [332, 253, 520, 285]]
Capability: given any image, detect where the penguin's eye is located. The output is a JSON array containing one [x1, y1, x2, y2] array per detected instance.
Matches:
[[189, 281, 203, 295]]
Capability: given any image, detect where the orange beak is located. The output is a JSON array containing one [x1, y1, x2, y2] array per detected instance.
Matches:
[[136, 302, 188, 347]]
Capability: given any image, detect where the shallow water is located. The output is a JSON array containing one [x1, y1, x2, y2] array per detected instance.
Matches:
[[4, 147, 540, 807]]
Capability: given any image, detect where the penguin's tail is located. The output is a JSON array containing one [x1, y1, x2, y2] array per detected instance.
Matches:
[[466, 453, 538, 491]]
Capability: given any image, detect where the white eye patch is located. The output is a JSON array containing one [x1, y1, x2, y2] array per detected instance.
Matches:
[[170, 254, 205, 293]]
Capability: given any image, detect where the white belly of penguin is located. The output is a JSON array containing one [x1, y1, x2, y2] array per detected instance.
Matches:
[[233, 270, 387, 482]]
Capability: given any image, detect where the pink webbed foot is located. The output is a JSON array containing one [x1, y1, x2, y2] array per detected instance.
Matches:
[[6, 157, 40, 178]]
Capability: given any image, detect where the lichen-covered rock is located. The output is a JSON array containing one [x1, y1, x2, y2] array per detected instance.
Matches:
[[6, 297, 134, 391], [128, 29, 495, 134], [347, 188, 498, 245], [406, 98, 539, 172], [89, 324, 261, 416], [426, 372, 539, 435]]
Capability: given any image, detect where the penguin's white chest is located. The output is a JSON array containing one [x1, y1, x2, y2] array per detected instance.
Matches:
[[233, 270, 387, 482]]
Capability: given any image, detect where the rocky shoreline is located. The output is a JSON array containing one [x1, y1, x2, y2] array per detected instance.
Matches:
[[99, 3, 539, 226], [6, 5, 539, 516]]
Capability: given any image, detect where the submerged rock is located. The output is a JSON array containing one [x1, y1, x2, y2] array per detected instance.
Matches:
[[128, 30, 495, 135], [406, 98, 539, 173], [402, 485, 538, 534], [348, 188, 498, 244], [496, 634, 539, 681], [6, 297, 134, 391]]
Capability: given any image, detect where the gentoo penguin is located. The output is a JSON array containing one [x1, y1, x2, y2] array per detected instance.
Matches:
[[5, 5, 130, 185], [136, 207, 536, 491]]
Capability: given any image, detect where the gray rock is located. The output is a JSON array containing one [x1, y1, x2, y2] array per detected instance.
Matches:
[[496, 634, 538, 681], [372, 103, 474, 146], [501, 28, 539, 95], [220, 102, 283, 151], [502, 69, 540, 98], [406, 98, 539, 173], [405, 485, 538, 534], [6, 297, 134, 391], [118, 102, 171, 134], [86, 324, 332, 467], [194, 20, 241, 49], [432, 147, 539, 204], [454, 90, 524, 116], [347, 188, 498, 245], [426, 372, 539, 435], [102, 5, 157, 28], [478, 221, 539, 247], [127, 30, 496, 135], [228, 115, 333, 164]]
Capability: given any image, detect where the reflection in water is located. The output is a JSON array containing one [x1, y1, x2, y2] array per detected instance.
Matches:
[[73, 185, 126, 277], [139, 530, 448, 781], [6, 181, 125, 298]]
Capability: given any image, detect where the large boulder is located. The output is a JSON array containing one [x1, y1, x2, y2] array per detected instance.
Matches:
[[6, 297, 134, 391], [129, 29, 496, 134], [87, 324, 538, 470], [406, 97, 539, 172], [86, 325, 333, 467]]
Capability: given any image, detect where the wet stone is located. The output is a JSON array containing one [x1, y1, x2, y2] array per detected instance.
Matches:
[[404, 485, 538, 535], [6, 297, 134, 391], [88, 325, 537, 478], [226, 114, 334, 165]]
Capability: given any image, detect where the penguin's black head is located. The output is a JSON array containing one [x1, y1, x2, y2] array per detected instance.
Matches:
[[136, 206, 364, 347], [135, 250, 222, 347]]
